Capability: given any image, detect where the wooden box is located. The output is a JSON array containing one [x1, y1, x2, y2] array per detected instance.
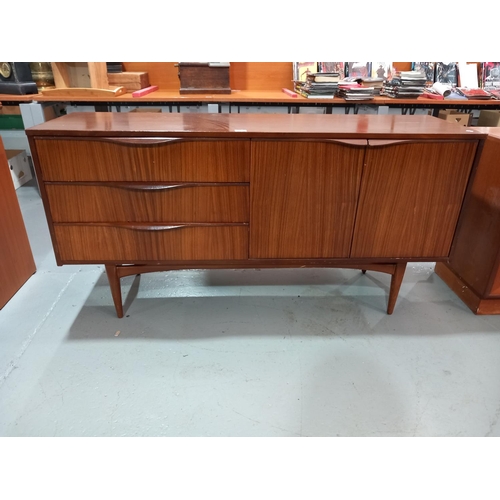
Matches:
[[177, 62, 230, 94]]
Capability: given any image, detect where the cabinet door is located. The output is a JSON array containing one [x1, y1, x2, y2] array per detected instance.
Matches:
[[351, 140, 478, 259], [250, 140, 365, 259]]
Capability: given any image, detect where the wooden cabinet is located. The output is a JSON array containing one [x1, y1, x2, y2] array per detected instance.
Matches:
[[26, 113, 484, 317], [435, 128, 500, 314], [0, 138, 36, 309]]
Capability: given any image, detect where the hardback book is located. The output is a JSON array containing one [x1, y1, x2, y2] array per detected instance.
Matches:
[[412, 62, 435, 83], [317, 62, 345, 79], [308, 72, 340, 83], [435, 62, 458, 86], [456, 87, 491, 99], [481, 62, 500, 89], [488, 88, 500, 99], [294, 62, 318, 82], [371, 62, 392, 80], [338, 85, 375, 101], [346, 62, 371, 78]]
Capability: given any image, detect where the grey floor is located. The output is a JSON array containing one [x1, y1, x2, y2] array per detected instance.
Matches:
[[1, 179, 500, 437]]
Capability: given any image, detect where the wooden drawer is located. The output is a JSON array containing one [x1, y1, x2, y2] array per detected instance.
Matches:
[[53, 223, 248, 262], [46, 183, 249, 223], [35, 138, 250, 182]]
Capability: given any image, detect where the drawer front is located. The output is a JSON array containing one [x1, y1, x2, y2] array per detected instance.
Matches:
[[35, 138, 250, 182], [53, 224, 248, 262], [46, 183, 249, 223]]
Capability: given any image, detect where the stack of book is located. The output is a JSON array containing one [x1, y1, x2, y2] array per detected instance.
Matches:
[[296, 72, 340, 99], [359, 77, 384, 94], [381, 71, 427, 98], [337, 83, 375, 101]]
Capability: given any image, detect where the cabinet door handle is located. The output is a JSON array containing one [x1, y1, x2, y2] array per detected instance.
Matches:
[[325, 139, 367, 147], [103, 138, 182, 146], [368, 140, 415, 147]]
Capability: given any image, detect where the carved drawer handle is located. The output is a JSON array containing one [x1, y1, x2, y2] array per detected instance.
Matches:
[[368, 140, 416, 147], [121, 224, 185, 232], [325, 139, 367, 147], [103, 138, 182, 145], [115, 184, 189, 192]]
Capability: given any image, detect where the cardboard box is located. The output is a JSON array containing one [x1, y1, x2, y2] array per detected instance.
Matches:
[[438, 110, 472, 127], [477, 110, 500, 127], [6, 150, 32, 189]]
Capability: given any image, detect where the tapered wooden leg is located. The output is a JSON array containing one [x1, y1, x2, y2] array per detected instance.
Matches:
[[105, 264, 124, 318], [361, 270, 367, 274], [387, 262, 407, 315]]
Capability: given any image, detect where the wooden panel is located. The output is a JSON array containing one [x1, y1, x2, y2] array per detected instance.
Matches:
[[250, 140, 365, 258], [120, 62, 294, 92], [489, 273, 500, 297], [27, 113, 485, 140], [46, 183, 249, 223], [122, 62, 179, 90], [351, 141, 478, 258], [447, 135, 500, 296], [87, 63, 109, 89], [435, 262, 500, 314], [230, 63, 293, 91], [35, 139, 250, 182], [54, 224, 248, 262], [0, 138, 36, 308]]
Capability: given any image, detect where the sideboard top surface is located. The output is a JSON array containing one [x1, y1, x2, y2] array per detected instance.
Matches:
[[26, 112, 486, 140]]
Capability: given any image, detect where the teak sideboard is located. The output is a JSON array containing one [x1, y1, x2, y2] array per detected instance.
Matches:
[[26, 113, 486, 317]]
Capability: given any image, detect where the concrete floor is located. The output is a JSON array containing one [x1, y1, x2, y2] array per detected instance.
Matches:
[[1, 179, 500, 437]]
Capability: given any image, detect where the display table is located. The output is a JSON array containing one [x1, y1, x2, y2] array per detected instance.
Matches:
[[26, 113, 486, 317]]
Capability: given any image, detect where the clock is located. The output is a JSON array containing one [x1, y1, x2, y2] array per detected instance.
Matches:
[[0, 62, 12, 79], [0, 62, 38, 95]]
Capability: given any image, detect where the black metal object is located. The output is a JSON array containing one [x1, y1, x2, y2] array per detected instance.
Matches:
[[0, 62, 38, 95]]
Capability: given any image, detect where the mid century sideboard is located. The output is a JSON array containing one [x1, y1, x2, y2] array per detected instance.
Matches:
[[26, 113, 486, 317]]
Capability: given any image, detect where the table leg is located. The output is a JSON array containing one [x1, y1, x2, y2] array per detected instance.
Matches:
[[105, 264, 124, 318]]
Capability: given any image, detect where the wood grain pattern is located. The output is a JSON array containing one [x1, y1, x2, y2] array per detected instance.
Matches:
[[107, 72, 149, 91], [351, 141, 478, 258], [87, 63, 109, 89], [250, 140, 365, 258], [0, 138, 36, 308], [35, 138, 250, 182], [26, 113, 486, 140], [120, 62, 294, 92], [45, 183, 249, 223], [54, 224, 248, 262], [445, 134, 500, 298]]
